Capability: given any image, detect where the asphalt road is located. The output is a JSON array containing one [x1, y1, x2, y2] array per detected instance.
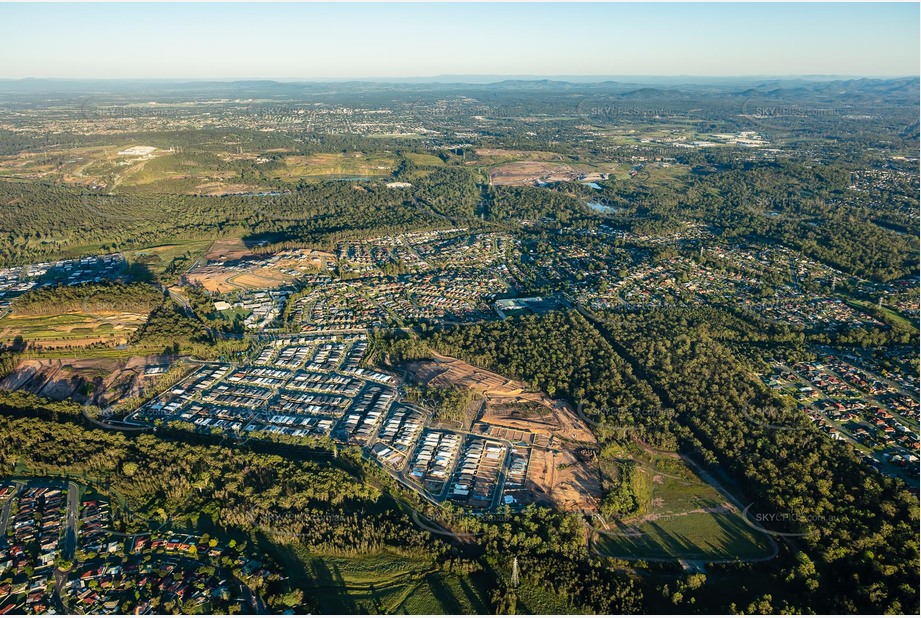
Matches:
[[62, 481, 80, 561], [0, 481, 22, 536]]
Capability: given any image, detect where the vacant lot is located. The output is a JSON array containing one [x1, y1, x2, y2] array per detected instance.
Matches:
[[203, 238, 251, 262], [0, 355, 171, 405], [277, 152, 397, 179], [526, 446, 602, 513], [409, 354, 594, 442], [186, 249, 330, 292], [185, 265, 250, 293], [489, 161, 584, 186]]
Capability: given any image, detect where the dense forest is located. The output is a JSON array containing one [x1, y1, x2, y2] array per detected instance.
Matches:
[[0, 179, 447, 266], [2, 147, 918, 284], [10, 281, 163, 316], [380, 312, 670, 447], [597, 308, 920, 614]]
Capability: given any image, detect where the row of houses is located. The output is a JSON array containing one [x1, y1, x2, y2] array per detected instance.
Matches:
[[337, 386, 395, 444], [374, 406, 426, 467], [410, 431, 463, 492], [0, 485, 66, 614], [449, 438, 506, 509]]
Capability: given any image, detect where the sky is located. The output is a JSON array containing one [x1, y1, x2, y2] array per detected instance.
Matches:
[[0, 2, 918, 80]]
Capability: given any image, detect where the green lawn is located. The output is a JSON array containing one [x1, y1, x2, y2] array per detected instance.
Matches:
[[515, 584, 583, 614], [124, 239, 212, 278], [263, 544, 492, 614], [596, 448, 774, 561], [404, 153, 446, 167], [846, 298, 919, 333], [595, 510, 773, 561]]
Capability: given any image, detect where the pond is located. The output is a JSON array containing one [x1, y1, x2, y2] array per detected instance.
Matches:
[[587, 201, 615, 214]]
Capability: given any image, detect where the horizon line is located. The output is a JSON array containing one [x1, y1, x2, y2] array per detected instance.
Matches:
[[1, 74, 918, 82]]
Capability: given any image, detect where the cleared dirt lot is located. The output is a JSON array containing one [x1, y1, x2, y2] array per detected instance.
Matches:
[[409, 354, 594, 443], [204, 238, 252, 262], [526, 447, 601, 512], [404, 353, 601, 511], [488, 161, 585, 186], [0, 355, 171, 405], [186, 248, 332, 293]]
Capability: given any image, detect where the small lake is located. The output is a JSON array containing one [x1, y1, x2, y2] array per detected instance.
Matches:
[[583, 182, 603, 190], [587, 201, 615, 214]]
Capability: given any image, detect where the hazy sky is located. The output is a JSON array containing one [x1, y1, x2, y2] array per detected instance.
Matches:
[[1, 2, 918, 79]]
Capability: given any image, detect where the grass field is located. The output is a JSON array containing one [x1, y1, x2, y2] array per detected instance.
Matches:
[[0, 146, 221, 193], [515, 584, 583, 614], [392, 572, 492, 614], [595, 447, 774, 561], [404, 153, 446, 167], [595, 510, 773, 561], [124, 239, 213, 277], [847, 298, 919, 333], [0, 146, 405, 193], [275, 152, 397, 180], [264, 545, 492, 614], [0, 311, 148, 348], [626, 162, 691, 187]]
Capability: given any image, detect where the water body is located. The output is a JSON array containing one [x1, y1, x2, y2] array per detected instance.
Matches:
[[587, 202, 615, 214], [583, 182, 603, 190]]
